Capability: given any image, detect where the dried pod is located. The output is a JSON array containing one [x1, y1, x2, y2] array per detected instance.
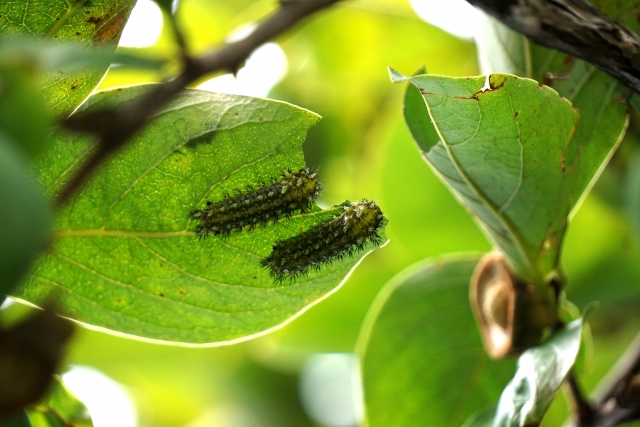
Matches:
[[470, 251, 557, 359]]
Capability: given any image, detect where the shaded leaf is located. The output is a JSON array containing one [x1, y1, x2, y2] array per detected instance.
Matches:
[[475, 15, 531, 78], [0, 136, 52, 296], [0, 65, 52, 159], [0, 38, 164, 74], [462, 407, 496, 427], [0, 0, 136, 116], [1, 410, 32, 427], [493, 319, 583, 427], [27, 376, 92, 427], [15, 87, 387, 344], [358, 256, 514, 427]]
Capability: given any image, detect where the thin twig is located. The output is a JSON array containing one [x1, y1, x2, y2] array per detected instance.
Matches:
[[594, 332, 640, 404], [57, 0, 341, 206], [464, 0, 640, 94]]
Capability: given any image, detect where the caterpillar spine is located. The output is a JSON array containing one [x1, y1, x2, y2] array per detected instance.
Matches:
[[261, 199, 386, 283], [190, 168, 322, 238]]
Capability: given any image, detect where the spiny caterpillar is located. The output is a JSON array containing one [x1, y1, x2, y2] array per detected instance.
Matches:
[[189, 168, 322, 238], [261, 199, 386, 283]]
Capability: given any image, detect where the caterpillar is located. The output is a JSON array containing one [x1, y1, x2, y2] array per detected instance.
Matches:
[[261, 199, 386, 283], [190, 168, 322, 238]]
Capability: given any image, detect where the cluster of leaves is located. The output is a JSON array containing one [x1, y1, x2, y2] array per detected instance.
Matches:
[[356, 1, 640, 426], [2, 0, 640, 426], [0, 0, 389, 424]]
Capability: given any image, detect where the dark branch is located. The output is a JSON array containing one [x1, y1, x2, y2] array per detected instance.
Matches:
[[565, 332, 640, 427], [58, 0, 341, 205], [566, 371, 595, 425], [465, 0, 640, 93]]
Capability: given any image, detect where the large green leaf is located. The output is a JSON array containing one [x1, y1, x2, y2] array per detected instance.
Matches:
[[0, 0, 135, 116], [27, 376, 92, 427], [357, 256, 514, 427], [395, 69, 625, 290], [14, 86, 387, 344], [493, 319, 583, 427], [475, 10, 628, 216], [395, 70, 576, 287]]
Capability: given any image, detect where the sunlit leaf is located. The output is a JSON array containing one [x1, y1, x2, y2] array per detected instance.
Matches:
[[0, 0, 136, 116], [476, 10, 628, 221], [395, 70, 623, 290], [358, 256, 514, 427], [493, 319, 583, 427], [14, 86, 387, 344], [27, 376, 92, 427]]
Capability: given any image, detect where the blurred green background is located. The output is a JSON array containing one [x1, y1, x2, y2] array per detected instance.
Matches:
[[6, 0, 640, 425]]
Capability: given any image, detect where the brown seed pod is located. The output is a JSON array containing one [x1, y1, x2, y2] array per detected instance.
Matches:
[[470, 251, 557, 359]]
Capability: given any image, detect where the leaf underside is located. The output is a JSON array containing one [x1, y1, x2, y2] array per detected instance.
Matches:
[[15, 86, 387, 344]]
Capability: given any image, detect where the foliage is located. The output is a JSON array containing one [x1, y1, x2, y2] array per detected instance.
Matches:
[[0, 0, 640, 426]]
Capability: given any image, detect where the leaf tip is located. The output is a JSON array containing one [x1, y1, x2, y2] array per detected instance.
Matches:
[[388, 67, 407, 83]]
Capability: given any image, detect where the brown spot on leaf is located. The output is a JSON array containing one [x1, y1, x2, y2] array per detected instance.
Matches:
[[92, 7, 131, 43], [514, 111, 519, 118], [159, 293, 164, 297], [86, 16, 104, 26]]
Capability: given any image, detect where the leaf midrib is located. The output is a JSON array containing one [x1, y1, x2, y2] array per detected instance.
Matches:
[[420, 78, 537, 282]]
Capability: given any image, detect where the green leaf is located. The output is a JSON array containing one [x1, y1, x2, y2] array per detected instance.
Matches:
[[493, 318, 583, 427], [0, 65, 52, 159], [626, 147, 640, 238], [15, 86, 387, 344], [0, 0, 136, 116], [0, 135, 52, 297], [397, 70, 625, 289], [0, 38, 164, 74], [476, 12, 628, 218], [462, 407, 496, 427], [2, 410, 32, 427], [475, 15, 532, 78], [397, 71, 576, 286], [357, 256, 514, 427], [27, 376, 92, 427]]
